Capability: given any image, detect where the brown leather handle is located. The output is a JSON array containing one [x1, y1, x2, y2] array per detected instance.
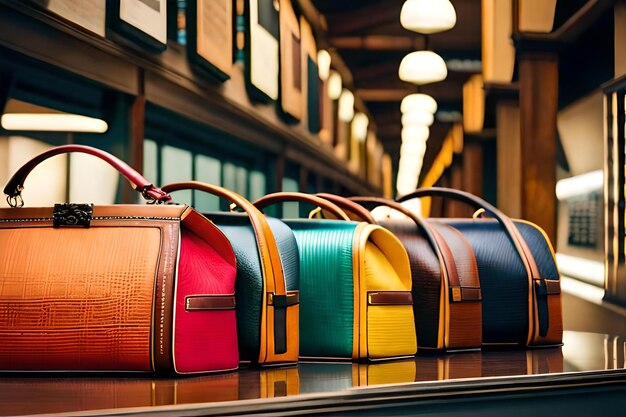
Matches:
[[315, 193, 377, 223], [253, 192, 351, 221], [349, 196, 466, 288], [161, 181, 286, 295], [396, 187, 540, 279], [4, 144, 171, 206]]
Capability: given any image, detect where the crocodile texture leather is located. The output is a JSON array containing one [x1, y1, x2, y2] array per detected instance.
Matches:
[[442, 219, 530, 344], [207, 212, 299, 361], [0, 225, 159, 371], [174, 229, 238, 373], [288, 219, 357, 358]]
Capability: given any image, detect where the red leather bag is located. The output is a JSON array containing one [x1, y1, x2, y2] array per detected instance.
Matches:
[[0, 145, 239, 374]]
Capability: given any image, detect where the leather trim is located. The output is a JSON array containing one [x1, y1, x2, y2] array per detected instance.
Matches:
[[449, 287, 482, 302], [267, 291, 300, 307], [368, 291, 413, 305], [316, 193, 377, 223], [544, 279, 561, 295], [152, 221, 179, 374], [185, 295, 236, 311]]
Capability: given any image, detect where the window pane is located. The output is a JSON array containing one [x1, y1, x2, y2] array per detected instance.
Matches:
[[282, 176, 299, 218], [69, 153, 118, 204], [223, 161, 237, 192], [143, 139, 158, 185], [161, 145, 192, 205], [3, 136, 66, 207], [195, 154, 221, 211], [249, 170, 266, 202], [236, 166, 248, 197]]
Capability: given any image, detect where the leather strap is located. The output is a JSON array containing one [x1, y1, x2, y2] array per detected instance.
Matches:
[[160, 181, 290, 356], [315, 193, 377, 223], [398, 187, 558, 342], [253, 192, 351, 221], [349, 196, 479, 303], [4, 144, 171, 204]]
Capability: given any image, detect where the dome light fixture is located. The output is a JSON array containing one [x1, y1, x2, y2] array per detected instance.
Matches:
[[338, 89, 355, 122], [401, 125, 430, 143], [317, 50, 331, 81], [400, 0, 457, 34], [402, 108, 434, 127], [399, 50, 448, 85], [352, 112, 369, 142], [401, 93, 438, 114], [328, 71, 343, 100]]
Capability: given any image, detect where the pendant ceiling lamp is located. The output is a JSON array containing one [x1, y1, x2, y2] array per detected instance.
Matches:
[[328, 71, 343, 100], [399, 51, 448, 85], [352, 112, 369, 142], [401, 125, 430, 143], [338, 89, 355, 122], [402, 109, 434, 127], [401, 93, 438, 114], [400, 0, 457, 34], [317, 50, 331, 81]]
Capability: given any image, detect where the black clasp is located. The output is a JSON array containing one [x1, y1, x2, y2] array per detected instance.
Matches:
[[53, 203, 94, 228]]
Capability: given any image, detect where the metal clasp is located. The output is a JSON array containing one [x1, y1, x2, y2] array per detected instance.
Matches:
[[53, 203, 93, 228]]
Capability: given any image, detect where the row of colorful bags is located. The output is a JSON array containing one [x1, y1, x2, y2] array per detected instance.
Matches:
[[0, 145, 562, 374]]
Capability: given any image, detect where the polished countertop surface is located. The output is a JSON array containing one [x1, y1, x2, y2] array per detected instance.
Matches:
[[1, 331, 626, 416]]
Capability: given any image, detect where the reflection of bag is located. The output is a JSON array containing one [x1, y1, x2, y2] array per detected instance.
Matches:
[[414, 347, 563, 382], [254, 192, 417, 361], [239, 367, 300, 399], [320, 193, 482, 351], [0, 145, 239, 374], [398, 188, 563, 347], [161, 182, 299, 366]]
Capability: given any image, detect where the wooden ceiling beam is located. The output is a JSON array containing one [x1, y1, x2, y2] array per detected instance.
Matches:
[[357, 88, 414, 102], [329, 35, 426, 51], [324, 2, 403, 36]]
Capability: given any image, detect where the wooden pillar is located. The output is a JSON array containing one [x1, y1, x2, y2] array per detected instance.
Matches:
[[604, 91, 626, 302], [463, 140, 484, 197], [124, 70, 145, 204], [496, 100, 522, 218], [518, 51, 558, 244]]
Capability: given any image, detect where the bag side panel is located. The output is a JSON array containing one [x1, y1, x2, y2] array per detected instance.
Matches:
[[287, 220, 356, 358], [0, 226, 159, 371], [515, 221, 563, 345], [174, 228, 239, 373], [361, 232, 417, 359], [208, 213, 264, 362]]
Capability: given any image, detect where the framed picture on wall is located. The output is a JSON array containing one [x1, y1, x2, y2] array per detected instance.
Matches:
[[278, 0, 302, 122], [243, 0, 280, 102], [107, 0, 167, 52], [186, 0, 233, 81], [300, 16, 320, 134]]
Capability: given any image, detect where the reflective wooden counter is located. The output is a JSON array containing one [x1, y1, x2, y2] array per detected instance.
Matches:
[[2, 331, 626, 416]]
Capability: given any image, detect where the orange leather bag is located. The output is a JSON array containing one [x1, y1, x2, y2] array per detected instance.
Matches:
[[0, 145, 239, 374]]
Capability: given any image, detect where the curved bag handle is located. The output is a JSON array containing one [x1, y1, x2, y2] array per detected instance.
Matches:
[[398, 187, 559, 343], [161, 181, 286, 296], [349, 196, 476, 301], [315, 193, 377, 224], [253, 192, 351, 221], [4, 144, 172, 207]]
